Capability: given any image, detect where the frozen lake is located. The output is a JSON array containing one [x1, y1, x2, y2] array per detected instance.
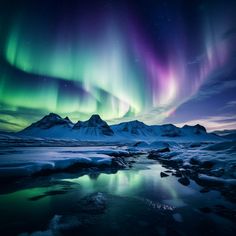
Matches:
[[0, 145, 235, 235]]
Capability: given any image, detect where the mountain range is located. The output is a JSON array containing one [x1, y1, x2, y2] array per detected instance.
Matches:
[[16, 113, 222, 141]]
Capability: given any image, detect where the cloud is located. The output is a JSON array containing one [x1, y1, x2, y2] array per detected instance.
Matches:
[[221, 100, 236, 110], [0, 118, 21, 127], [0, 103, 51, 131], [174, 114, 236, 131], [192, 69, 236, 101], [108, 105, 175, 125]]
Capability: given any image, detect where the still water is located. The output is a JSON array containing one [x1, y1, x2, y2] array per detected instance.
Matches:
[[0, 154, 235, 236]]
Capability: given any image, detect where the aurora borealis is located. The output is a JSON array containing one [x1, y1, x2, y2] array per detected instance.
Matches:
[[0, 0, 236, 131]]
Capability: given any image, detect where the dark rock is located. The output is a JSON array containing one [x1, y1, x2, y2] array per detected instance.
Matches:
[[157, 147, 170, 153], [190, 158, 200, 165], [178, 177, 190, 186], [88, 173, 100, 180], [106, 151, 131, 158], [172, 171, 182, 178], [183, 164, 191, 169], [147, 152, 161, 160], [195, 176, 224, 188], [200, 161, 214, 169], [147, 148, 170, 160], [181, 169, 191, 176], [79, 192, 107, 214], [111, 157, 128, 168], [189, 143, 202, 148], [160, 172, 169, 178], [160, 159, 183, 169]]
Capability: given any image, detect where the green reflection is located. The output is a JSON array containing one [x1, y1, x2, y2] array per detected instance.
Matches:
[[63, 166, 178, 198], [0, 187, 50, 222]]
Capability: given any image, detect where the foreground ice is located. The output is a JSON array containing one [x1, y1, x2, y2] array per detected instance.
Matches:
[[0, 146, 130, 178], [0, 140, 235, 182], [0, 140, 236, 235]]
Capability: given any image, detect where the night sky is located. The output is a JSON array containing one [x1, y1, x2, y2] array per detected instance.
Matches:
[[0, 0, 236, 132]]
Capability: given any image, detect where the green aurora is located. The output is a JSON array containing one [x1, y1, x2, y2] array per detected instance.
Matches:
[[0, 1, 234, 131]]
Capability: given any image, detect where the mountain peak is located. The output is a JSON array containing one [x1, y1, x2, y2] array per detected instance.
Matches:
[[38, 113, 62, 123], [64, 116, 73, 123], [111, 119, 152, 136], [41, 113, 62, 121], [73, 114, 114, 136], [182, 124, 206, 134], [88, 114, 103, 123], [160, 124, 181, 137], [23, 113, 72, 130], [120, 120, 146, 127], [73, 114, 105, 128], [48, 112, 60, 117], [129, 120, 145, 125]]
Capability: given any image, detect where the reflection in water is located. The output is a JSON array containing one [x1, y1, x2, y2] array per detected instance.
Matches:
[[0, 162, 235, 235], [62, 164, 194, 199]]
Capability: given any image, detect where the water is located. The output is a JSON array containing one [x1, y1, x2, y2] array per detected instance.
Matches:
[[0, 147, 235, 235]]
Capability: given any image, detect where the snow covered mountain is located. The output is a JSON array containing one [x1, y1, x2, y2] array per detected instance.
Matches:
[[73, 114, 114, 136], [112, 122, 220, 141], [22, 113, 73, 130], [111, 120, 154, 137], [17, 113, 223, 141], [19, 113, 74, 138], [151, 124, 181, 137], [19, 114, 114, 140]]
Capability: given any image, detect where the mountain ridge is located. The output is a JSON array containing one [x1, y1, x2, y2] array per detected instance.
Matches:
[[17, 113, 223, 141]]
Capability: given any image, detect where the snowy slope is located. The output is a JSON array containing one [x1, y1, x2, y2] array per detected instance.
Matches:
[[213, 129, 236, 140], [111, 120, 154, 137]]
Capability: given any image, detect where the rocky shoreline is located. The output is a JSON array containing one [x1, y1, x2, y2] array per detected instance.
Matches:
[[144, 143, 236, 208]]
